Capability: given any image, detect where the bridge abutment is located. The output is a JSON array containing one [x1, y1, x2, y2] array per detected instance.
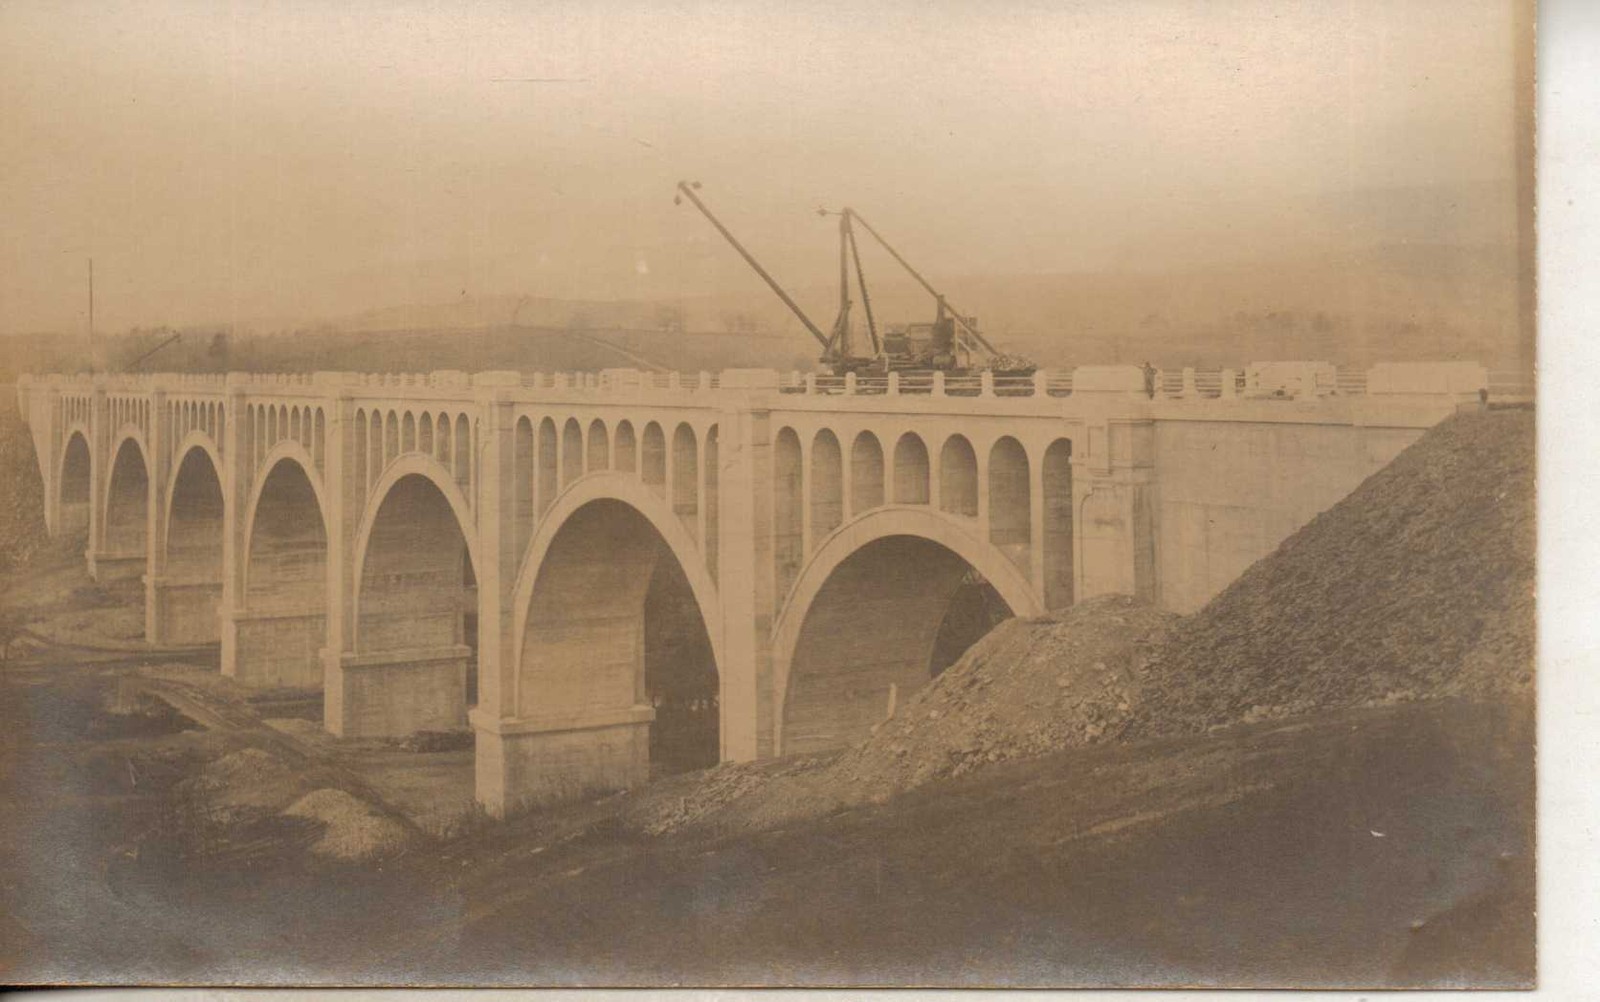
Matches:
[[1074, 418, 1158, 603]]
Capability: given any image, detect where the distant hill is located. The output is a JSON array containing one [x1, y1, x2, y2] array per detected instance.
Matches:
[[3, 236, 1530, 380], [291, 240, 1527, 374]]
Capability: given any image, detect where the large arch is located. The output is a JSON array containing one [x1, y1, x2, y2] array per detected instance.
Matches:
[[159, 439, 226, 643], [241, 441, 332, 558], [100, 434, 150, 581], [239, 450, 330, 688], [348, 466, 480, 734], [351, 456, 483, 652], [509, 473, 724, 787], [57, 428, 92, 538], [771, 506, 1043, 756]]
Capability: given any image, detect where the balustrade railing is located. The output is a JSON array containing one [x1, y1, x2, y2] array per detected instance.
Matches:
[[22, 361, 1517, 405]]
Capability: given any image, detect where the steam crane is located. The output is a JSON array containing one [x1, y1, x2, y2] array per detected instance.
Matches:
[[675, 180, 1034, 377]]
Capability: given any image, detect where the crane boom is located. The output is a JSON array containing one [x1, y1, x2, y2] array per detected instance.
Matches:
[[845, 209, 1000, 356], [675, 181, 830, 349], [845, 213, 880, 356]]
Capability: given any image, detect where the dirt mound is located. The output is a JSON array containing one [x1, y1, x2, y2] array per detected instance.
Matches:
[[620, 752, 838, 832], [186, 747, 307, 823], [1129, 409, 1535, 739], [633, 596, 1176, 835], [282, 788, 411, 862], [832, 595, 1177, 798]]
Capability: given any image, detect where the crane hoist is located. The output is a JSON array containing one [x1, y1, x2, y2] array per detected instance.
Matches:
[[674, 180, 1035, 378]]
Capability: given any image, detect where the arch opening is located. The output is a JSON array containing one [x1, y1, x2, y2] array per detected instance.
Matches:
[[644, 549, 719, 775], [671, 423, 698, 527], [641, 422, 666, 487], [101, 438, 149, 584], [353, 473, 478, 733], [774, 427, 803, 599], [703, 426, 719, 580], [59, 432, 91, 538], [356, 410, 370, 488], [518, 499, 720, 790], [587, 419, 610, 472], [241, 458, 328, 688], [989, 436, 1031, 574], [368, 411, 383, 483], [939, 435, 978, 517], [435, 413, 451, 465], [537, 417, 558, 515], [161, 446, 225, 643], [384, 411, 398, 464], [850, 431, 884, 516], [453, 416, 470, 490], [614, 421, 638, 473], [514, 417, 535, 557], [811, 430, 843, 541], [1043, 439, 1075, 610], [781, 534, 1016, 756], [562, 418, 583, 486], [893, 433, 930, 505]]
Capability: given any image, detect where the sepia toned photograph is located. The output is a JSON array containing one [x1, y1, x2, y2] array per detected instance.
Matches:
[[0, 0, 1539, 989]]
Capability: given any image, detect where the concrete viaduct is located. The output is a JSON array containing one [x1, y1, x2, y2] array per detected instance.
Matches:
[[16, 361, 1487, 814]]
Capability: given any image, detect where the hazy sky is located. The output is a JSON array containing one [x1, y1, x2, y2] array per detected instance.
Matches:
[[0, 0, 1527, 334]]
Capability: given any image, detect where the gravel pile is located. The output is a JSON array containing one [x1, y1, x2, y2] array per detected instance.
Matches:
[[282, 788, 411, 862], [1128, 408, 1535, 739], [627, 753, 834, 836]]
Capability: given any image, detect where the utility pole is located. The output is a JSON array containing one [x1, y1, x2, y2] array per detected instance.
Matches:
[[88, 257, 99, 374]]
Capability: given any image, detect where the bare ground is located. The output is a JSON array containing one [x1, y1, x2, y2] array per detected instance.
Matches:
[[0, 589, 1534, 987], [0, 406, 1535, 987]]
